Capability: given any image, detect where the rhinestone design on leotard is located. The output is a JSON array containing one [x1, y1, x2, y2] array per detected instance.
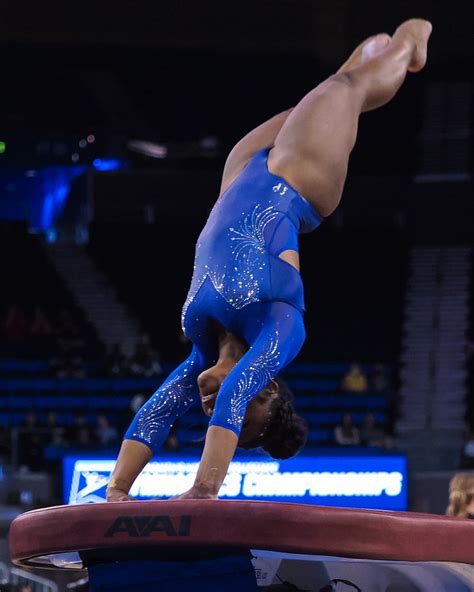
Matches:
[[131, 357, 197, 445], [227, 329, 281, 430], [181, 205, 278, 328]]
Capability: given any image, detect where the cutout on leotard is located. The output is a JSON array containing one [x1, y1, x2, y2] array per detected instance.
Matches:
[[265, 216, 300, 272], [278, 249, 300, 272]]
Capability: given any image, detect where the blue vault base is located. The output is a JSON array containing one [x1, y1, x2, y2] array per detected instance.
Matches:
[[87, 555, 258, 592]]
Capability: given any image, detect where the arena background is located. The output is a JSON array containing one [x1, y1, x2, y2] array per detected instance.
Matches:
[[0, 1, 473, 589]]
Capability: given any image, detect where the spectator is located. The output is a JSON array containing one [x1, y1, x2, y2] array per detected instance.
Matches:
[[77, 426, 96, 450], [18, 584, 33, 592], [45, 411, 67, 447], [95, 415, 119, 447], [68, 413, 95, 448], [105, 343, 129, 377], [446, 473, 474, 518], [361, 412, 394, 449], [372, 363, 388, 392], [341, 363, 369, 394], [3, 304, 28, 341], [359, 412, 386, 447], [334, 413, 360, 446]]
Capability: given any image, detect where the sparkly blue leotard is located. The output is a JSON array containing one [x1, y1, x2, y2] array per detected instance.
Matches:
[[125, 148, 323, 453]]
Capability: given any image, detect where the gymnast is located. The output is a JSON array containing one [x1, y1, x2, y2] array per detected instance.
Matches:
[[107, 18, 432, 502]]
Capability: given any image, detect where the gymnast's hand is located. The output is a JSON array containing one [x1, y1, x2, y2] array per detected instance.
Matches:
[[168, 487, 218, 501], [169, 426, 238, 501], [106, 487, 138, 502]]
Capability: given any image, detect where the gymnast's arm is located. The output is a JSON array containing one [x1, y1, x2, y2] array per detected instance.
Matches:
[[107, 351, 203, 502], [171, 426, 237, 499]]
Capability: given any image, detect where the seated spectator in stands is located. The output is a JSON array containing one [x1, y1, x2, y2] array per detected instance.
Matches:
[[371, 363, 388, 392], [29, 305, 52, 338], [334, 413, 360, 446], [360, 412, 386, 447], [68, 413, 97, 450], [129, 341, 162, 377], [77, 427, 97, 450], [95, 414, 119, 447], [45, 411, 68, 447], [341, 363, 368, 393], [105, 343, 129, 377], [3, 304, 28, 341], [18, 584, 33, 592], [446, 473, 474, 518], [68, 413, 94, 448]]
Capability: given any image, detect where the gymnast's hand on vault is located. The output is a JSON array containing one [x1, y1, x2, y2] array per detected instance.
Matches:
[[106, 488, 138, 502], [168, 488, 218, 500]]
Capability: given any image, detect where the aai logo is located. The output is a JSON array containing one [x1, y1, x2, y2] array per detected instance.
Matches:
[[105, 515, 192, 538]]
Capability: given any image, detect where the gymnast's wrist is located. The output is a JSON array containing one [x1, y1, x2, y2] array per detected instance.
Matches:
[[192, 479, 220, 498], [107, 476, 132, 495]]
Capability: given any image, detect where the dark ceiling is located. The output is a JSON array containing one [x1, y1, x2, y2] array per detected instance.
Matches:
[[1, 0, 472, 66]]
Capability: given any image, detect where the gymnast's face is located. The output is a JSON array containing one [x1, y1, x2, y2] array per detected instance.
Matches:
[[197, 364, 278, 447]]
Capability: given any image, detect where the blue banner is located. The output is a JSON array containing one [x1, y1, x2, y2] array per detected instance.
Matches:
[[63, 454, 407, 510]]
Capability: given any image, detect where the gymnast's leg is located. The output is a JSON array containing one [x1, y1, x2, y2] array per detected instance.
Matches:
[[268, 18, 433, 218], [106, 344, 214, 501], [218, 33, 392, 194]]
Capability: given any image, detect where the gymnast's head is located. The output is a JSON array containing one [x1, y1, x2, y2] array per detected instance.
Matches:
[[198, 369, 308, 459], [240, 376, 308, 459]]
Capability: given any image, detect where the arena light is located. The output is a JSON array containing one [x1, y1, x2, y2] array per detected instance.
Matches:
[[127, 139, 168, 159], [92, 158, 124, 171], [63, 454, 407, 510], [0, 141, 5, 154]]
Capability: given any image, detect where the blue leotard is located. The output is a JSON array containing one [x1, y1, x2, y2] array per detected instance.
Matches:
[[125, 149, 323, 453]]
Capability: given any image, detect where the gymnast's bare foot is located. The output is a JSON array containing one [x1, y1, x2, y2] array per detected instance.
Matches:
[[395, 18, 433, 72], [337, 33, 391, 73]]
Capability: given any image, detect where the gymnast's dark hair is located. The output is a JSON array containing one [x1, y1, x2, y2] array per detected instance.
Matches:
[[260, 376, 308, 459]]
